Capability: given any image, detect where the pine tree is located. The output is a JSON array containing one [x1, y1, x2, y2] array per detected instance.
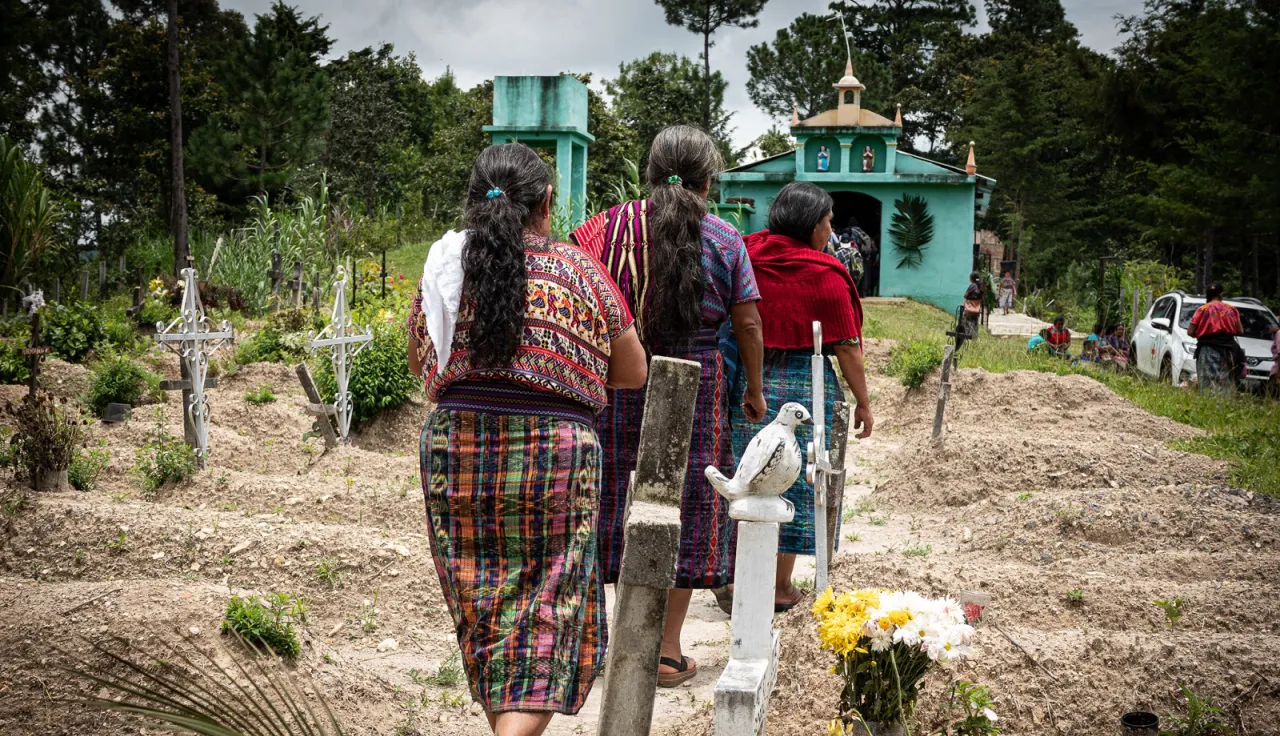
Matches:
[[653, 0, 768, 131], [188, 1, 330, 202]]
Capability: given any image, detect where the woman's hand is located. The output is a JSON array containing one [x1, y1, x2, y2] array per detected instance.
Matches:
[[853, 403, 874, 439], [833, 342, 873, 439], [742, 389, 767, 423]]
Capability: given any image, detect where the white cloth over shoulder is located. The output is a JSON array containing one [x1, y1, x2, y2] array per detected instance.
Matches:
[[420, 229, 468, 366]]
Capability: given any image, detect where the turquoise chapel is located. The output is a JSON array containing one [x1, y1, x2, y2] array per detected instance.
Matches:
[[715, 60, 996, 312]]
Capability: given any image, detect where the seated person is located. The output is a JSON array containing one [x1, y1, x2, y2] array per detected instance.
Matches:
[[1105, 324, 1130, 369], [1081, 322, 1103, 362], [1046, 316, 1071, 358], [1028, 329, 1049, 352]]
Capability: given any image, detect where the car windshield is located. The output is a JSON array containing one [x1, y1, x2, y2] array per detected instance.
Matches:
[[1179, 300, 1279, 340]]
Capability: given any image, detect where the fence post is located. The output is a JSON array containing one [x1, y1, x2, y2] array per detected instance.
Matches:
[[596, 356, 699, 736], [268, 251, 283, 312]]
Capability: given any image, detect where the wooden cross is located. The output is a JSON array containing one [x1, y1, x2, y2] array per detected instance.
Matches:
[[288, 261, 303, 309], [307, 267, 371, 442], [19, 291, 50, 399], [156, 268, 234, 464], [268, 251, 283, 312], [126, 267, 144, 318]]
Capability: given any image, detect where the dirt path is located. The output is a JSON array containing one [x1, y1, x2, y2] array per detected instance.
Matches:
[[4, 341, 1279, 735]]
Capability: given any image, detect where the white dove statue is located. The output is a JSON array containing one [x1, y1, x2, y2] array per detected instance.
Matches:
[[705, 402, 812, 522]]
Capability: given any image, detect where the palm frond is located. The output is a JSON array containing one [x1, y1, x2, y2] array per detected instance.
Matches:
[[58, 633, 344, 736], [888, 194, 935, 270]]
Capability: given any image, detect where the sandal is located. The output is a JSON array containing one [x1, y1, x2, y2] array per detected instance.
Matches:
[[657, 655, 698, 688], [774, 586, 806, 613]]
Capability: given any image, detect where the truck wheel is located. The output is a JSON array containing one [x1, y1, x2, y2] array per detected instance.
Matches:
[[1160, 356, 1173, 384]]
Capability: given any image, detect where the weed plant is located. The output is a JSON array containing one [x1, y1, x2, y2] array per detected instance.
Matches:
[[885, 339, 945, 389], [135, 426, 197, 496], [244, 385, 277, 406], [69, 442, 110, 491], [4, 392, 86, 476], [221, 594, 303, 657], [1162, 685, 1235, 736]]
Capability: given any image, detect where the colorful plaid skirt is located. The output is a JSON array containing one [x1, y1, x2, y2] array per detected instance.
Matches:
[[420, 385, 605, 714], [731, 350, 842, 556], [596, 338, 737, 589]]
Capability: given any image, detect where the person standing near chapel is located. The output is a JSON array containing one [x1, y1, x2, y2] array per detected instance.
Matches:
[[726, 182, 874, 611], [408, 143, 648, 736], [570, 125, 767, 688]]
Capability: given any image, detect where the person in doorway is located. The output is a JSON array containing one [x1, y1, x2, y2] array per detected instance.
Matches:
[[723, 182, 874, 614], [1046, 316, 1071, 358], [998, 271, 1016, 315], [407, 144, 648, 736], [1188, 283, 1244, 393], [570, 125, 766, 688]]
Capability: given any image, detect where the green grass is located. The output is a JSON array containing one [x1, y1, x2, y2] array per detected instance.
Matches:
[[864, 300, 1280, 497], [383, 239, 434, 284]]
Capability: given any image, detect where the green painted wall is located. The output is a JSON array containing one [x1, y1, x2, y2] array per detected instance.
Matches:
[[491, 76, 589, 131], [718, 172, 975, 313]]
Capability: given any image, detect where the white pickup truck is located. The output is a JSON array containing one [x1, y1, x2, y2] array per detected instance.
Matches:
[[1132, 291, 1278, 387]]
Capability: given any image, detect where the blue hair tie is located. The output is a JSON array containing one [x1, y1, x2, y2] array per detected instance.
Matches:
[[486, 188, 503, 199]]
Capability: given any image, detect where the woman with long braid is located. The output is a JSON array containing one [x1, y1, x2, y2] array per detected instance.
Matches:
[[571, 125, 766, 687], [408, 143, 647, 736]]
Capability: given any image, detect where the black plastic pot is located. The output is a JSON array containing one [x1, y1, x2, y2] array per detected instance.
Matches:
[[1120, 711, 1160, 733]]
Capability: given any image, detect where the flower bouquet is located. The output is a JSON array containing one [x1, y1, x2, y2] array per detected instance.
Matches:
[[813, 588, 976, 735]]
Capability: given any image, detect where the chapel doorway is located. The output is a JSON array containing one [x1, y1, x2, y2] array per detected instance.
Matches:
[[831, 191, 882, 296]]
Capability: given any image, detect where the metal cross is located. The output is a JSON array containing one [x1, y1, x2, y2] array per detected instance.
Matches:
[[307, 267, 372, 442], [805, 320, 833, 592], [156, 268, 234, 462]]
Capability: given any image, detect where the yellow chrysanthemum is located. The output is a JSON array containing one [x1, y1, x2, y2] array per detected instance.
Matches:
[[888, 610, 912, 627]]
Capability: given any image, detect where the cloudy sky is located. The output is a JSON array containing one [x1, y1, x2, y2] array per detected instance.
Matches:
[[222, 0, 1143, 150]]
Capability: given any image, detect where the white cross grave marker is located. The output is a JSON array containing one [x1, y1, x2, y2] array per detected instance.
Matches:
[[806, 320, 833, 592], [156, 268, 234, 463], [307, 267, 371, 442]]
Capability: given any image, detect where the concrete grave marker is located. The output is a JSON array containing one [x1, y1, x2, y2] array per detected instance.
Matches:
[[596, 356, 699, 736]]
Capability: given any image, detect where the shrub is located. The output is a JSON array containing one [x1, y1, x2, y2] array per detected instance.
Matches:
[[102, 318, 142, 354], [69, 442, 110, 491], [235, 324, 307, 365], [4, 392, 86, 476], [86, 356, 156, 414], [221, 594, 303, 657], [0, 341, 28, 384], [44, 302, 108, 362], [134, 427, 197, 495], [885, 339, 945, 389], [243, 384, 276, 406], [315, 318, 415, 428]]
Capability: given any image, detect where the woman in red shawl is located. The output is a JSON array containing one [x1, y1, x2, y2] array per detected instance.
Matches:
[[730, 182, 874, 610]]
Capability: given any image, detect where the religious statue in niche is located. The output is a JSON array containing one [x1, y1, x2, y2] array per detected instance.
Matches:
[[862, 146, 875, 172], [816, 146, 830, 172]]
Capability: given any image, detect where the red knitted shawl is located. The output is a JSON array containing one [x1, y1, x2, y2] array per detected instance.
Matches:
[[745, 230, 862, 350]]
